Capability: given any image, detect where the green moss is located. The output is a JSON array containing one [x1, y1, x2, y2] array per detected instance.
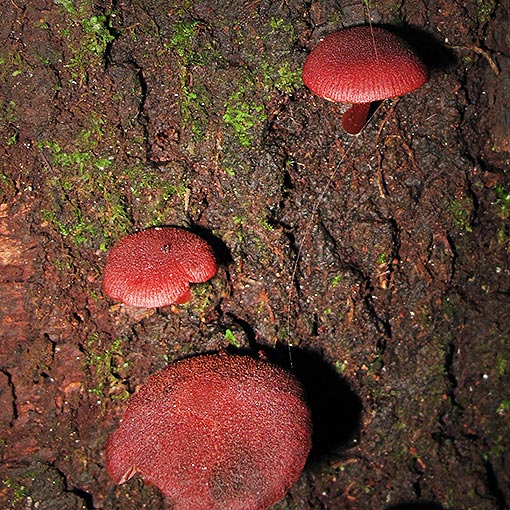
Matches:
[[41, 208, 98, 246], [0, 171, 10, 189], [38, 133, 132, 248], [492, 185, 510, 246], [187, 282, 217, 315], [54, 0, 115, 82], [37, 102, 191, 250], [0, 99, 18, 163], [261, 61, 302, 94], [331, 274, 343, 287], [496, 355, 507, 377], [496, 399, 510, 415], [86, 334, 130, 403], [223, 86, 266, 148], [179, 80, 211, 143], [477, 0, 497, 23], [2, 478, 27, 506], [258, 216, 275, 232], [166, 20, 224, 146], [494, 184, 510, 218], [448, 198, 473, 232], [169, 20, 202, 64], [376, 252, 388, 265], [65, 14, 114, 81], [218, 13, 303, 150], [0, 51, 33, 82], [268, 17, 295, 34], [55, 0, 78, 15], [334, 360, 347, 374], [484, 433, 508, 461], [163, 10, 301, 158], [225, 328, 240, 347]]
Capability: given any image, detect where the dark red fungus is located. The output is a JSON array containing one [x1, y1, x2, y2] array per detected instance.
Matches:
[[106, 352, 312, 510], [302, 26, 429, 134], [102, 227, 218, 308]]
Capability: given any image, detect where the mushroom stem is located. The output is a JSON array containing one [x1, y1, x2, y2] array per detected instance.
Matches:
[[341, 102, 372, 135]]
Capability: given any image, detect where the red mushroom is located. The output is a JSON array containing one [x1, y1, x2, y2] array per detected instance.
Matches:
[[102, 227, 218, 308], [106, 352, 312, 510], [302, 26, 429, 134]]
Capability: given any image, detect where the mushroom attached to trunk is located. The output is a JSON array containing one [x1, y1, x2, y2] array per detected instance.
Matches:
[[106, 352, 312, 510], [302, 26, 429, 134], [102, 227, 218, 308]]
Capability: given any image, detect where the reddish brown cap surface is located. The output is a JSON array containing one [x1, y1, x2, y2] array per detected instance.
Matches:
[[302, 26, 429, 104], [102, 227, 218, 308], [106, 352, 312, 510]]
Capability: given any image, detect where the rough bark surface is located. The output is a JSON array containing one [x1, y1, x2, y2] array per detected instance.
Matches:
[[1, 1, 509, 509]]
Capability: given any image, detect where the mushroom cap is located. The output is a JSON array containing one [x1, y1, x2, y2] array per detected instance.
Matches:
[[302, 26, 429, 104], [102, 227, 218, 308], [106, 352, 312, 510]]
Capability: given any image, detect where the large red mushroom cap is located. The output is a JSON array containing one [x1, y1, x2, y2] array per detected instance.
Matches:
[[105, 352, 312, 510], [102, 227, 218, 308], [302, 26, 429, 134]]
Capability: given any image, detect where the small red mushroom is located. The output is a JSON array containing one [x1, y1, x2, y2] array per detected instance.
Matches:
[[302, 26, 429, 134], [105, 352, 312, 510], [102, 227, 218, 308]]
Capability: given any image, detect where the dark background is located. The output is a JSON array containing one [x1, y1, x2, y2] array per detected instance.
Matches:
[[1, 0, 509, 508]]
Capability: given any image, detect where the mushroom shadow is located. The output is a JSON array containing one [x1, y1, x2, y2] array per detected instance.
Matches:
[[159, 223, 233, 268], [191, 225, 233, 268], [386, 503, 444, 510], [266, 344, 362, 462], [381, 24, 457, 71]]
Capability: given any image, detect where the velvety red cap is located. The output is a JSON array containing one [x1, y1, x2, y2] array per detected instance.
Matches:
[[106, 353, 312, 510], [102, 227, 218, 307], [302, 26, 429, 104]]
